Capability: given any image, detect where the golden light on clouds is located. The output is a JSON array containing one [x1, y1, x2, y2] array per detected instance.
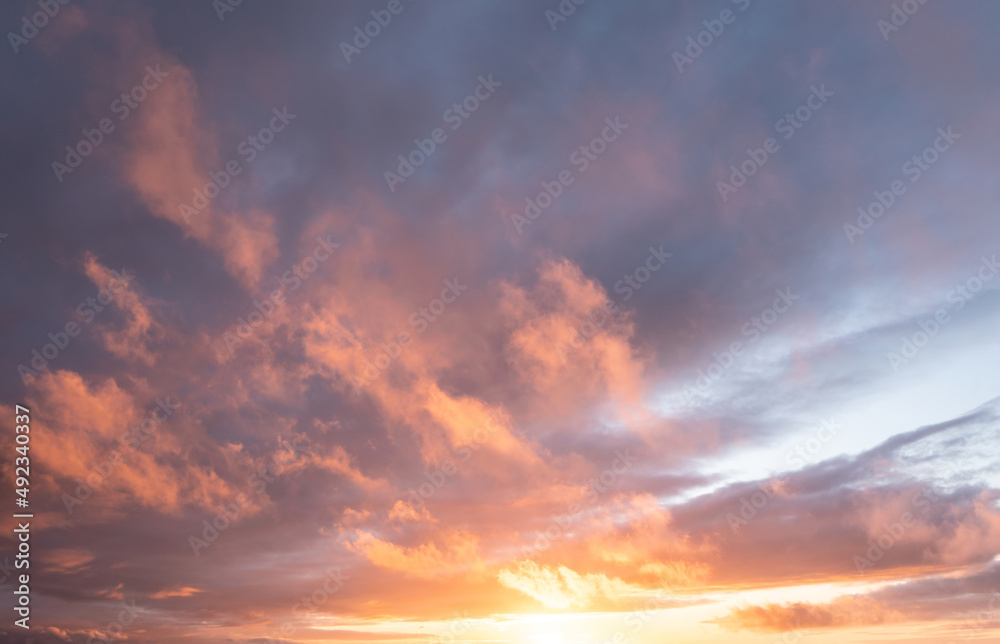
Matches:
[[3, 1, 1000, 642]]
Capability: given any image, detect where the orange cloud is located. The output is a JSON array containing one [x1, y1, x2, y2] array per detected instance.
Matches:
[[713, 596, 904, 632], [388, 500, 435, 524], [150, 587, 202, 599], [82, 254, 165, 365], [41, 548, 95, 573], [26, 370, 248, 517], [346, 530, 483, 579], [121, 60, 279, 287], [501, 257, 648, 420]]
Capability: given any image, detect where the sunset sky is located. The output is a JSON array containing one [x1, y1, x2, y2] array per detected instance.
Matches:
[[2, 1, 1000, 642]]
